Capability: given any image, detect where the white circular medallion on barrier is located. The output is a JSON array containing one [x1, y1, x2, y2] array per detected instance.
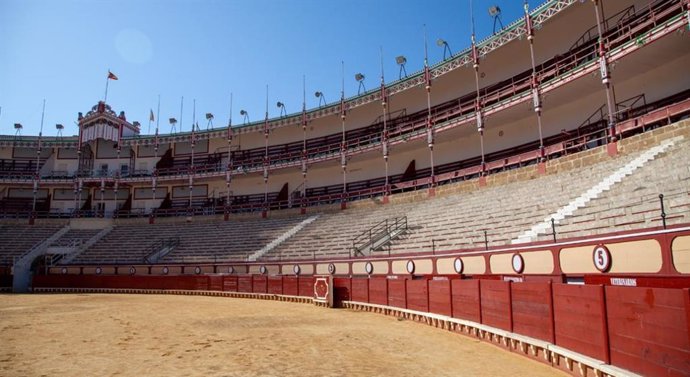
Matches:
[[453, 258, 464, 274], [406, 260, 415, 274], [365, 262, 374, 275], [162, 266, 169, 275], [259, 265, 267, 275], [61, 267, 68, 275], [194, 266, 202, 275], [129, 266, 136, 275], [593, 245, 612, 272], [228, 266, 235, 274], [95, 267, 102, 275], [511, 254, 524, 274], [293, 264, 301, 275], [328, 263, 336, 275]]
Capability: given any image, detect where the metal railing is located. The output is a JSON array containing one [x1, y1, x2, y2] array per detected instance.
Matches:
[[143, 237, 180, 264], [352, 216, 408, 257]]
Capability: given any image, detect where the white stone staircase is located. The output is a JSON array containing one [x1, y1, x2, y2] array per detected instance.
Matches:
[[512, 136, 683, 244], [248, 215, 320, 261]]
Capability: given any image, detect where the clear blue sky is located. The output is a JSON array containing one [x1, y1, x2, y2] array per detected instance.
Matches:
[[0, 0, 525, 136]]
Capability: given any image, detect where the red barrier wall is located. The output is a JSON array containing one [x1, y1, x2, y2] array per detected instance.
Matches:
[[283, 276, 298, 296], [428, 279, 452, 317], [208, 275, 223, 291], [511, 282, 554, 343], [222, 276, 238, 292], [351, 278, 369, 303], [252, 275, 268, 293], [605, 286, 690, 376], [387, 279, 406, 309], [552, 284, 609, 362], [406, 279, 428, 313], [368, 278, 387, 306], [451, 279, 481, 323], [298, 276, 314, 297], [480, 280, 512, 332], [237, 275, 253, 293], [33, 275, 209, 291], [267, 276, 283, 295]]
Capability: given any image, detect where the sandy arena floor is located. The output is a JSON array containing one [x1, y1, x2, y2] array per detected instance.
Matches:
[[0, 294, 565, 377]]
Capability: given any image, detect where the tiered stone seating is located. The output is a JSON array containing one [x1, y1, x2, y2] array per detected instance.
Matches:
[[69, 216, 306, 264], [49, 229, 101, 247], [0, 225, 63, 265], [546, 136, 690, 241], [268, 152, 642, 259]]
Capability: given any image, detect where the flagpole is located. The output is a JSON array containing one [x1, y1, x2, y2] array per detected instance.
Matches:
[[179, 96, 184, 133], [33, 99, 46, 213], [104, 69, 110, 103]]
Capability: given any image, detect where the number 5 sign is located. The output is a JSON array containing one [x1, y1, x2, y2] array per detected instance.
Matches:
[[592, 245, 612, 272]]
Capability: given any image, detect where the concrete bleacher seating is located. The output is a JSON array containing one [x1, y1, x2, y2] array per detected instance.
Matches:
[[49, 229, 101, 247], [68, 216, 307, 265], [542, 136, 690, 241], [0, 224, 63, 265], [265, 129, 690, 259]]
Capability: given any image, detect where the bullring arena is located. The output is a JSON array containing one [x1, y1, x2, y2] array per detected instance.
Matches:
[[2, 0, 690, 376]]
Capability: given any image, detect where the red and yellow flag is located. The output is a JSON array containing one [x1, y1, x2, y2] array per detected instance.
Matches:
[[107, 71, 118, 80]]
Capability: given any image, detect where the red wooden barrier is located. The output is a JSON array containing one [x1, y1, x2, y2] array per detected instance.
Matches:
[[552, 284, 609, 362], [222, 276, 238, 292], [605, 286, 690, 376], [480, 280, 512, 332], [351, 278, 369, 303], [32, 275, 210, 291], [511, 282, 554, 343], [237, 275, 253, 293], [208, 275, 223, 291], [406, 279, 428, 312], [267, 276, 283, 295], [388, 279, 406, 309], [428, 279, 452, 317], [252, 275, 268, 293], [283, 276, 298, 296], [451, 279, 481, 323], [333, 277, 351, 305], [298, 276, 314, 297], [368, 278, 387, 306]]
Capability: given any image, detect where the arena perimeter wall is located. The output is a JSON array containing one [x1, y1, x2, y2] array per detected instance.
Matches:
[[33, 274, 690, 376]]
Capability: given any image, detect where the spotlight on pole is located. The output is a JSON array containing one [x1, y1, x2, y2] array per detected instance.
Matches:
[[436, 39, 452, 60], [354, 73, 366, 95], [205, 113, 214, 130], [14, 123, 22, 136], [276, 101, 286, 117], [169, 117, 178, 133], [396, 56, 408, 79], [314, 92, 326, 107], [240, 110, 249, 124], [56, 124, 64, 138], [489, 5, 504, 34]]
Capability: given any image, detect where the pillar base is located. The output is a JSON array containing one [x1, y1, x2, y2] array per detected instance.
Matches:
[[149, 216, 155, 224], [479, 176, 487, 187], [382, 195, 389, 204], [340, 201, 347, 210], [261, 210, 267, 219], [300, 207, 306, 215], [28, 217, 35, 225], [224, 212, 229, 221], [537, 161, 546, 175], [607, 141, 618, 156]]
